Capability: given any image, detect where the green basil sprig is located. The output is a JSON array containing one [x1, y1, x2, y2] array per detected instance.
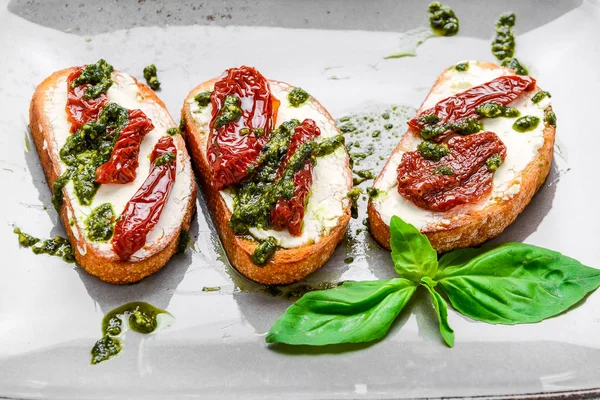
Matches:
[[266, 216, 599, 348], [421, 277, 454, 347], [266, 279, 416, 345], [390, 216, 437, 280], [435, 243, 600, 324]]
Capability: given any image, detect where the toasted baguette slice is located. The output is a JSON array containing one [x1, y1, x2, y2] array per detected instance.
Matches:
[[182, 77, 352, 285], [368, 61, 555, 252], [29, 67, 196, 284]]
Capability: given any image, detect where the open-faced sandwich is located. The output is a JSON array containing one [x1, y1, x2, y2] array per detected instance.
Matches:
[[368, 61, 556, 252], [181, 66, 352, 285], [29, 59, 196, 284]]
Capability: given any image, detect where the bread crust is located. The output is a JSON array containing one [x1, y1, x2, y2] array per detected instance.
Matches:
[[368, 62, 555, 252], [29, 68, 196, 284], [181, 79, 351, 285]]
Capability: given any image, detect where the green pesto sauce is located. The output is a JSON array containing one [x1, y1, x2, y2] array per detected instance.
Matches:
[[14, 228, 74, 262], [352, 169, 375, 185], [72, 59, 114, 100], [143, 64, 161, 91], [194, 91, 212, 108], [288, 87, 309, 107], [13, 227, 75, 263], [476, 102, 520, 118], [315, 135, 345, 157], [166, 127, 180, 136], [433, 166, 454, 175], [53, 103, 130, 210], [91, 302, 170, 365], [13, 227, 39, 247], [202, 286, 222, 292], [513, 115, 540, 132], [544, 110, 557, 127], [502, 57, 528, 76], [347, 187, 362, 219], [51, 173, 70, 211], [339, 123, 356, 134], [428, 2, 459, 37], [229, 120, 300, 234], [454, 62, 469, 72], [486, 153, 503, 171], [419, 114, 440, 125], [179, 116, 187, 133], [345, 141, 375, 169], [252, 236, 278, 266], [420, 117, 482, 140], [532, 91, 551, 104], [176, 229, 191, 255], [31, 237, 75, 263], [491, 13, 516, 61], [384, 52, 415, 60], [490, 12, 529, 76], [366, 187, 381, 199], [85, 203, 115, 242], [24, 131, 31, 152], [91, 335, 121, 365], [154, 152, 175, 167], [230, 120, 344, 236], [214, 95, 242, 129], [417, 141, 449, 161]]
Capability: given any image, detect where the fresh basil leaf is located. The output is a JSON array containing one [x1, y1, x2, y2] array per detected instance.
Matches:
[[266, 278, 417, 346], [421, 277, 455, 347], [435, 242, 600, 324], [389, 215, 438, 281]]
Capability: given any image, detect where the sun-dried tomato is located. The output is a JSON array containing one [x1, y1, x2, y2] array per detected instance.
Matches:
[[95, 109, 154, 184], [207, 66, 280, 190], [112, 136, 177, 260], [65, 67, 109, 133], [408, 75, 536, 141], [270, 119, 320, 236], [397, 132, 507, 211]]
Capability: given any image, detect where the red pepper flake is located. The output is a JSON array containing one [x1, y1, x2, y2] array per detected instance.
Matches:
[[408, 75, 536, 141], [112, 136, 177, 261], [95, 109, 155, 184], [207, 66, 280, 190], [397, 132, 507, 212], [270, 119, 320, 236], [65, 67, 109, 133]]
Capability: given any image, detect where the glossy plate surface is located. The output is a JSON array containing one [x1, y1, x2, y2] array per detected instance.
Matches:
[[1, 0, 599, 398]]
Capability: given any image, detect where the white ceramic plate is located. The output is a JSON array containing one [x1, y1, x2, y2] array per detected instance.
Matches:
[[1, 0, 599, 398]]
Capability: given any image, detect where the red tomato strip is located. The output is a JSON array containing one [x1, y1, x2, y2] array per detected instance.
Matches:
[[95, 109, 155, 184], [66, 67, 109, 133], [112, 136, 177, 261], [407, 75, 536, 139], [397, 132, 507, 212], [270, 119, 320, 236], [207, 66, 280, 190]]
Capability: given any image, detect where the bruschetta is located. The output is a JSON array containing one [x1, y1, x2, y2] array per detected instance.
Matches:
[[29, 59, 196, 284], [181, 66, 352, 285], [368, 61, 555, 252]]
